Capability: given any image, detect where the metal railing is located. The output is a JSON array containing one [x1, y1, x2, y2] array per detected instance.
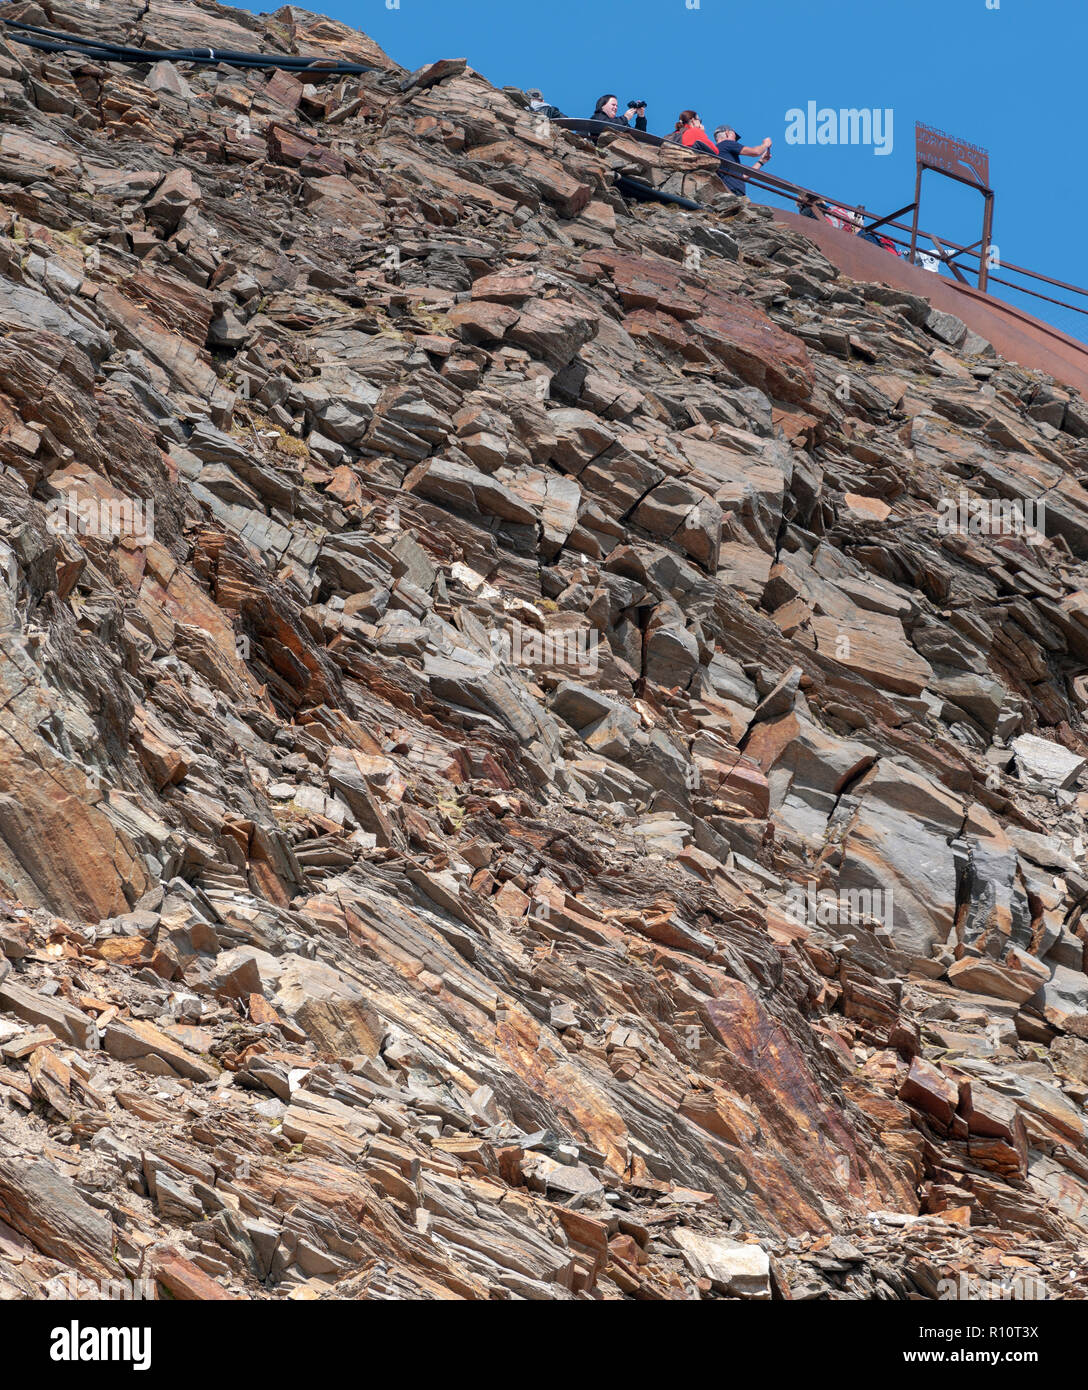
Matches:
[[2, 10, 1082, 326], [555, 118, 1088, 322]]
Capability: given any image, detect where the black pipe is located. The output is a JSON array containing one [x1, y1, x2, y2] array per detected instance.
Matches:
[[8, 17, 1082, 317], [615, 175, 702, 210], [0, 17, 375, 72]]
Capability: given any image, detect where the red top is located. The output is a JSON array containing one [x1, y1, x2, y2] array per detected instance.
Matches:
[[680, 127, 718, 154]]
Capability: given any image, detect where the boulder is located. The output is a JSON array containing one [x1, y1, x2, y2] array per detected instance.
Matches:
[[671, 1229, 772, 1298], [1012, 734, 1086, 790]]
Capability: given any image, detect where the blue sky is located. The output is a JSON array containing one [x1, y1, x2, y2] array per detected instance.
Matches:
[[240, 0, 1086, 342]]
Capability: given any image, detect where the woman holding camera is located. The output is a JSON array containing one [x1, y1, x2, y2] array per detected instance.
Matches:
[[591, 94, 646, 130]]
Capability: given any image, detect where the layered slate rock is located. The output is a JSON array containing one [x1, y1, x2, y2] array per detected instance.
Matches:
[[1, 0, 1088, 1303]]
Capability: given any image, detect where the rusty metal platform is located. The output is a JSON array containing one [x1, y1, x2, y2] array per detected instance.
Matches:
[[773, 208, 1088, 399]]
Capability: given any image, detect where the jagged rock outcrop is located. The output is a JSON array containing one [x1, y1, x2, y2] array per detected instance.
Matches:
[[2, 0, 1088, 1301]]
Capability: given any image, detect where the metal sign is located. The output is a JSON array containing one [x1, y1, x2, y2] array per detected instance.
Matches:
[[915, 123, 990, 188], [911, 122, 994, 290]]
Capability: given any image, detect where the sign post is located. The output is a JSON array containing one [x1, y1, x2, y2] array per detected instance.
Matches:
[[910, 123, 995, 291]]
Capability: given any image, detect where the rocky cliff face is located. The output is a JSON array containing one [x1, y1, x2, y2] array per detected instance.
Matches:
[[2, 0, 1088, 1302]]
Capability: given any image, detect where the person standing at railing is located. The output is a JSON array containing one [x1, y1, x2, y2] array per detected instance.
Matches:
[[527, 88, 564, 119], [857, 224, 902, 256], [665, 111, 719, 154], [816, 203, 898, 254], [591, 94, 642, 128], [826, 205, 862, 232], [713, 125, 773, 195]]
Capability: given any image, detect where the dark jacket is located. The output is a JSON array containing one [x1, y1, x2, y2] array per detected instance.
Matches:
[[592, 102, 630, 128]]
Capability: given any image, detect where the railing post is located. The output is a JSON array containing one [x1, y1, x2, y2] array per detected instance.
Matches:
[[979, 190, 995, 293], [909, 164, 923, 267]]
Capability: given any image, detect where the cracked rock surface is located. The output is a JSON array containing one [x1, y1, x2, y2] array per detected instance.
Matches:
[[2, 0, 1088, 1300]]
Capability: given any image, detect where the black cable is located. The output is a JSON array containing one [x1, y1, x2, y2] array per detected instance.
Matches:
[[614, 175, 702, 210], [6, 19, 1085, 322], [0, 16, 375, 72]]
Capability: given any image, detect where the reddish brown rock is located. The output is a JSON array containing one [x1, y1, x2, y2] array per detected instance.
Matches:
[[899, 1057, 960, 1128], [0, 0, 1085, 1309]]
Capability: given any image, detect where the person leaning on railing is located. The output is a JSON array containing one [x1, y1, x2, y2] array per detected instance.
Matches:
[[713, 124, 772, 195]]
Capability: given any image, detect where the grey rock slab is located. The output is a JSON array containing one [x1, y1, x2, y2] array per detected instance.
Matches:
[[1012, 734, 1086, 790], [0, 981, 100, 1050], [0, 280, 110, 359], [0, 1156, 115, 1277], [671, 1229, 772, 1298]]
